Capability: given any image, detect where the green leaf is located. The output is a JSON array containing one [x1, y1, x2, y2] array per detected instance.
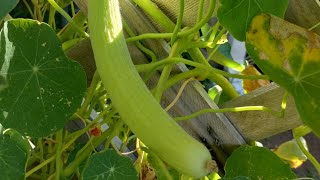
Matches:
[[220, 177, 251, 180], [0, 0, 19, 20], [246, 13, 320, 137], [0, 19, 87, 137], [217, 0, 288, 41], [208, 85, 222, 104], [274, 138, 308, 168], [82, 149, 138, 180], [224, 145, 296, 179], [0, 123, 30, 180]]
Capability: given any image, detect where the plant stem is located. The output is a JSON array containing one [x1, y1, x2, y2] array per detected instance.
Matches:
[[47, 0, 88, 37], [77, 71, 100, 116], [207, 28, 227, 60], [165, 77, 195, 111], [37, 138, 46, 178], [132, 0, 176, 32], [48, 6, 56, 28], [174, 106, 280, 121], [279, 91, 289, 118], [63, 120, 123, 177], [25, 155, 56, 178], [126, 0, 216, 42], [22, 0, 35, 19], [309, 21, 320, 31], [208, 22, 221, 42], [122, 20, 157, 62], [153, 40, 181, 101], [126, 33, 173, 42], [25, 108, 110, 178], [171, 0, 185, 45], [208, 50, 245, 72], [136, 57, 269, 80], [143, 147, 174, 180], [178, 0, 216, 38], [293, 130, 320, 174], [188, 47, 239, 98], [197, 0, 205, 24], [55, 130, 63, 180]]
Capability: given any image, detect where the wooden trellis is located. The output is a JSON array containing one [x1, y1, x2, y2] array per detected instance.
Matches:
[[67, 0, 319, 166]]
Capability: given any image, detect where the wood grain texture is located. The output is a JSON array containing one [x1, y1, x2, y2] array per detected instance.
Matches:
[[221, 83, 302, 142], [151, 0, 210, 27], [285, 0, 320, 35]]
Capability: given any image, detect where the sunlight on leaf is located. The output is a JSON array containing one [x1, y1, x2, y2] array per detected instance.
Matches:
[[217, 0, 288, 41], [0, 19, 87, 137], [0, 123, 30, 180], [246, 13, 320, 137], [273, 138, 308, 168]]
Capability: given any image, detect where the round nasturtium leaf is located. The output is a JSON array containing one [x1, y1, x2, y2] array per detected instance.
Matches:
[[224, 145, 296, 179], [0, 123, 30, 180], [0, 19, 86, 137], [217, 0, 289, 41], [0, 0, 19, 20], [246, 13, 320, 137], [82, 149, 138, 180]]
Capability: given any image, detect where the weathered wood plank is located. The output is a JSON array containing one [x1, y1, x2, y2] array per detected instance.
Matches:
[[221, 83, 302, 142], [285, 0, 320, 35]]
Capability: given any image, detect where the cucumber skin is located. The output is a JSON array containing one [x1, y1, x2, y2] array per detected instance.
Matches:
[[88, 0, 213, 177]]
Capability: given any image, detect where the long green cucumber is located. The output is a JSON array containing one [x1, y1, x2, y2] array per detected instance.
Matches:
[[88, 0, 216, 177]]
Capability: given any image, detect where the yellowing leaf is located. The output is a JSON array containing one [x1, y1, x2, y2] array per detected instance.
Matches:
[[273, 138, 308, 168], [242, 65, 270, 93], [246, 13, 320, 137]]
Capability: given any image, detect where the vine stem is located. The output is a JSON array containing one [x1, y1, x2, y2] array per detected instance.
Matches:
[[63, 120, 123, 177], [170, 0, 185, 45], [293, 129, 320, 174], [126, 0, 217, 42], [132, 0, 176, 31], [136, 57, 269, 80], [22, 0, 35, 19], [46, 0, 88, 37], [55, 130, 63, 180], [77, 71, 100, 117], [122, 20, 157, 62], [174, 106, 280, 121], [141, 147, 174, 180], [308, 21, 320, 31], [153, 41, 181, 101], [25, 108, 110, 178], [165, 77, 195, 111], [196, 0, 205, 24]]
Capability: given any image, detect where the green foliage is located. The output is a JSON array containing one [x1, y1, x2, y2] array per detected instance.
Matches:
[[0, 0, 318, 179], [224, 146, 296, 179], [0, 0, 19, 20], [246, 13, 320, 136], [217, 0, 289, 41], [0, 19, 87, 137], [274, 138, 308, 168], [82, 149, 138, 180], [0, 123, 30, 180]]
